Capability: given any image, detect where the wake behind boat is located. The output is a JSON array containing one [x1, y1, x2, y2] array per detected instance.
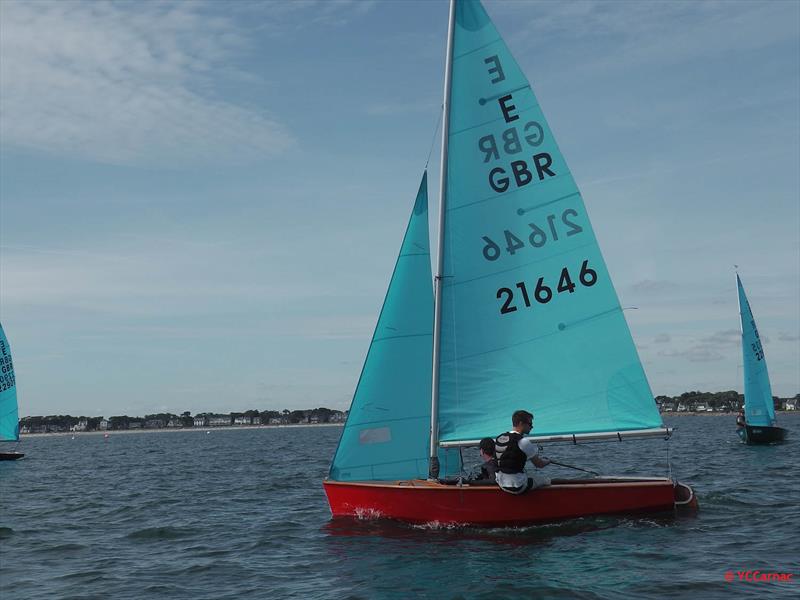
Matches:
[[0, 323, 24, 461], [323, 0, 696, 526], [735, 274, 787, 444]]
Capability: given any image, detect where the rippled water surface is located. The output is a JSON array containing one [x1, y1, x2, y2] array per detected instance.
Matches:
[[1, 414, 798, 599]]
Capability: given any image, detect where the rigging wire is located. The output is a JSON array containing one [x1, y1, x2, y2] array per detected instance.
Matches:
[[425, 104, 444, 169]]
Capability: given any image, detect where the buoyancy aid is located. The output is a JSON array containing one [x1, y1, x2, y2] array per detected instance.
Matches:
[[495, 431, 527, 474]]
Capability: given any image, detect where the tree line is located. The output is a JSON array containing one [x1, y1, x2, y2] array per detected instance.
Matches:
[[19, 407, 347, 433], [655, 390, 799, 412]]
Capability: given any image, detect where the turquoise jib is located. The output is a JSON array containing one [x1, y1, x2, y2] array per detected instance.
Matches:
[[437, 0, 663, 443], [0, 323, 19, 442], [329, 174, 437, 481], [737, 275, 776, 427]]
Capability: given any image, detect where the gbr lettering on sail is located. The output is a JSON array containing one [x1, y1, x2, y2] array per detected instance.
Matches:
[[479, 55, 554, 194]]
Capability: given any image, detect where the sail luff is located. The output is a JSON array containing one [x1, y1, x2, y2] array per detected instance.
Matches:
[[428, 0, 457, 480]]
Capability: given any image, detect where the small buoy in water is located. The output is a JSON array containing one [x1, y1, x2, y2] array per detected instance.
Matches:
[[71, 435, 75, 440], [104, 433, 109, 439], [206, 430, 210, 434]]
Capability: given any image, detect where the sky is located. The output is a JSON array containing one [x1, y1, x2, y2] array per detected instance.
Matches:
[[0, 0, 798, 418]]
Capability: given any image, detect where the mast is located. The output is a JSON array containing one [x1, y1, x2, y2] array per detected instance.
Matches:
[[428, 0, 456, 480]]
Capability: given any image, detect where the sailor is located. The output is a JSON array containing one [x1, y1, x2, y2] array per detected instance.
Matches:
[[494, 410, 551, 494], [736, 409, 746, 429], [471, 437, 498, 482]]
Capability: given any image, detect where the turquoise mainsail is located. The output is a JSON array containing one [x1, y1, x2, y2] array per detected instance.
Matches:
[[0, 324, 19, 443], [436, 0, 663, 444], [329, 174, 439, 481], [736, 274, 776, 427]]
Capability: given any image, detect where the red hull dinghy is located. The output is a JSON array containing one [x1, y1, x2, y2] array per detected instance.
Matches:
[[324, 0, 697, 527], [325, 478, 696, 527]]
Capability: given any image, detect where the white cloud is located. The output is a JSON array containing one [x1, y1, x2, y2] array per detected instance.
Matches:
[[0, 0, 294, 167]]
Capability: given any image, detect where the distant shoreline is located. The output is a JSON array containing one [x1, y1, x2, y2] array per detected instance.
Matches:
[[664, 411, 796, 417], [20, 411, 797, 438], [20, 423, 344, 438]]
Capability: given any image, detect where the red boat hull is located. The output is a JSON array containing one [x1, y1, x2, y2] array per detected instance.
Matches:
[[324, 477, 697, 526]]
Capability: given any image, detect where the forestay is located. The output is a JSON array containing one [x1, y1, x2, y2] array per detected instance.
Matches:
[[437, 0, 664, 444], [736, 274, 776, 427]]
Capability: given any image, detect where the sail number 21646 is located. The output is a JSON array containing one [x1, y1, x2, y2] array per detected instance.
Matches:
[[496, 260, 597, 315], [481, 208, 582, 262]]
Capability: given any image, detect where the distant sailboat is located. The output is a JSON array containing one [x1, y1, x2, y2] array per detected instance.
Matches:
[[323, 0, 695, 526], [735, 274, 787, 444], [0, 324, 24, 460]]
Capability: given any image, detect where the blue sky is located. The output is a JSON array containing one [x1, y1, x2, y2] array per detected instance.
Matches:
[[1, 0, 798, 417]]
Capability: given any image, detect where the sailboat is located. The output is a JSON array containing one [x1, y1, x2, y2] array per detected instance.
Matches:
[[323, 0, 695, 526], [735, 274, 787, 444], [0, 323, 24, 460]]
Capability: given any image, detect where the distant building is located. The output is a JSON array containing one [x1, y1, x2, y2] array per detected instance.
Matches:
[[99, 419, 109, 430], [194, 416, 207, 427], [72, 419, 88, 432], [128, 422, 142, 429], [167, 418, 183, 428], [329, 412, 346, 423], [252, 416, 261, 425], [209, 415, 230, 427], [784, 400, 797, 411], [234, 416, 250, 426], [145, 419, 165, 429]]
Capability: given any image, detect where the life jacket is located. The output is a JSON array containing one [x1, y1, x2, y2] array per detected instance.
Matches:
[[495, 431, 527, 474], [479, 459, 498, 481]]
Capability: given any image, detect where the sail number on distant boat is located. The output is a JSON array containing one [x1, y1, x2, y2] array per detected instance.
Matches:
[[0, 337, 14, 393]]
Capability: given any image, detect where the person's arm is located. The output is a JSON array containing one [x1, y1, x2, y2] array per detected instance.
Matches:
[[531, 455, 550, 468], [519, 438, 550, 468]]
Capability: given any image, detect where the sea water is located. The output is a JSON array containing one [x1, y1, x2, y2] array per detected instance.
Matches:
[[1, 414, 798, 599]]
